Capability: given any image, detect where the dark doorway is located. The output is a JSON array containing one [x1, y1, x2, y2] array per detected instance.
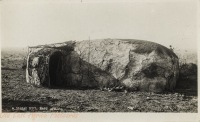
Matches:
[[49, 51, 63, 87]]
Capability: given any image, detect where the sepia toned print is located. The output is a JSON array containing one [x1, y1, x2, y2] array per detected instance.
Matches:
[[1, 0, 198, 113]]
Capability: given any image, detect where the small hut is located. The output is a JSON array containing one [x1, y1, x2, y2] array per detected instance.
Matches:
[[26, 41, 75, 87]]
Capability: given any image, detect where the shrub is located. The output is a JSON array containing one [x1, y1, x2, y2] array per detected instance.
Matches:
[[176, 63, 197, 90]]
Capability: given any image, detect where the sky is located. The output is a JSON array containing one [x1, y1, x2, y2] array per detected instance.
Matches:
[[1, 0, 198, 51]]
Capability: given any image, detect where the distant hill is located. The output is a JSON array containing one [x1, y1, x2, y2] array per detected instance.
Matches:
[[1, 47, 27, 60]]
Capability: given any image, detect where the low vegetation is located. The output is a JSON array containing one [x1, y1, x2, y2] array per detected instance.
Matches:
[[176, 63, 197, 90]]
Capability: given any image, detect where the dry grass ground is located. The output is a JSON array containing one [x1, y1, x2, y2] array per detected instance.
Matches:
[[1, 48, 197, 112]]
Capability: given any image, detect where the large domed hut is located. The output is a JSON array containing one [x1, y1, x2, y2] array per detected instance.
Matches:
[[26, 39, 179, 93]]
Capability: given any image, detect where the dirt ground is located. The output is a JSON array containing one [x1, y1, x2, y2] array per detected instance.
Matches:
[[1, 48, 198, 112]]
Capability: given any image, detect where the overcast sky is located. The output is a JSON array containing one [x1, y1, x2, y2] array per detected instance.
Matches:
[[1, 0, 198, 50]]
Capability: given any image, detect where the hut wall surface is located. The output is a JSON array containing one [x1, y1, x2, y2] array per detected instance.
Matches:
[[26, 48, 66, 87]]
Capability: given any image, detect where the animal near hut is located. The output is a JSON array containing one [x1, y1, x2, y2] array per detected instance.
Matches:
[[26, 39, 179, 93]]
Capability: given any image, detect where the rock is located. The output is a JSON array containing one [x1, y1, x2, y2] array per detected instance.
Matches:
[[127, 106, 134, 110], [27, 39, 179, 92], [108, 88, 113, 92]]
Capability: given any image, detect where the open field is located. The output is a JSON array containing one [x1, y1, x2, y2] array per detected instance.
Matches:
[[1, 47, 197, 112]]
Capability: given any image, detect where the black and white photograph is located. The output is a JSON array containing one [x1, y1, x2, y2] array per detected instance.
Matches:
[[0, 0, 199, 121]]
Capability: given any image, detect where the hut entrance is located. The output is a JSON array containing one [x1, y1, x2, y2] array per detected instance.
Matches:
[[49, 51, 63, 87]]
